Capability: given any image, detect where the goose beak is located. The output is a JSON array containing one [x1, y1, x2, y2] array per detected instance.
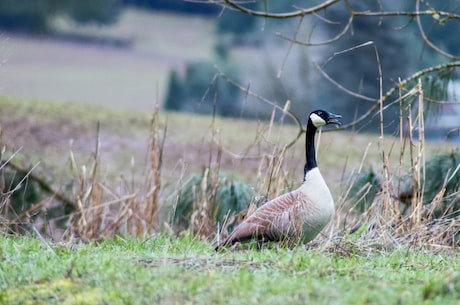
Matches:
[[327, 112, 342, 125]]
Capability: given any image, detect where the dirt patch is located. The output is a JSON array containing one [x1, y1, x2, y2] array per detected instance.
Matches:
[[2, 117, 88, 148]]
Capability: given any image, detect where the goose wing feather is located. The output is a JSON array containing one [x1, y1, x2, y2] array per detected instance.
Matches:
[[218, 190, 307, 248]]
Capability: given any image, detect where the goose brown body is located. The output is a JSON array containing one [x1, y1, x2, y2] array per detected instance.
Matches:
[[215, 110, 341, 251], [217, 168, 334, 248]]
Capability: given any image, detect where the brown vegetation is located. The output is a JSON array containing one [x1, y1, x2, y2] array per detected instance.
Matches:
[[1, 84, 458, 251]]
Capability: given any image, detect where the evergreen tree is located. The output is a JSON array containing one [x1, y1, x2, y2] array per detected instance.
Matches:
[[164, 70, 185, 111], [0, 0, 121, 32]]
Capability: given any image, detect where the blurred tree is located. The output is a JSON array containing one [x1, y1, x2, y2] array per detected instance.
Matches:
[[216, 3, 260, 37], [122, 0, 218, 15], [200, 0, 460, 132], [0, 0, 56, 32], [65, 0, 122, 25], [164, 60, 243, 117], [0, 0, 121, 32], [316, 0, 413, 129], [164, 70, 185, 111]]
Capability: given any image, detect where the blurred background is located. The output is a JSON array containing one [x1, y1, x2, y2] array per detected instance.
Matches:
[[0, 0, 459, 138]]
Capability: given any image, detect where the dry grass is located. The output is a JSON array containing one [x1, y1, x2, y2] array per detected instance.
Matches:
[[0, 83, 458, 251], [329, 81, 459, 251], [65, 105, 165, 241]]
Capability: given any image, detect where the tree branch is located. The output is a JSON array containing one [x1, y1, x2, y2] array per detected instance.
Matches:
[[415, 0, 460, 60], [352, 10, 460, 19], [276, 14, 354, 47], [317, 60, 460, 130], [216, 0, 460, 20], [221, 0, 341, 19]]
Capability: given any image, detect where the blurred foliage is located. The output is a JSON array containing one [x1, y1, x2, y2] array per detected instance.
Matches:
[[0, 0, 122, 32], [164, 70, 185, 112], [163, 0, 460, 128], [1, 170, 42, 217], [407, 0, 460, 57], [317, 0, 413, 128], [164, 60, 243, 117], [216, 3, 260, 44], [0, 0, 55, 32], [122, 0, 219, 15], [1, 170, 42, 234], [347, 168, 381, 212], [172, 171, 252, 233], [401, 69, 457, 123], [65, 0, 121, 25], [423, 150, 460, 214], [347, 150, 460, 218]]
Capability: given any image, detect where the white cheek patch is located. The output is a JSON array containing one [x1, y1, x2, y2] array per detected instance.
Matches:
[[310, 113, 326, 127]]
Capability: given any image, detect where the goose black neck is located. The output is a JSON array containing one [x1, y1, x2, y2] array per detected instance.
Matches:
[[304, 119, 318, 178]]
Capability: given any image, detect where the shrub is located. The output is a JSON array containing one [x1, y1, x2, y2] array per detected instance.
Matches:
[[0, 171, 41, 219], [345, 150, 460, 218], [422, 150, 460, 216], [347, 168, 381, 212], [172, 170, 252, 234]]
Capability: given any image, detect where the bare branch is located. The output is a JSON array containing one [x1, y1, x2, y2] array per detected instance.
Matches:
[[215, 66, 306, 150], [215, 66, 303, 130], [277, 14, 354, 47], [209, 0, 460, 132], [221, 0, 341, 19], [352, 10, 460, 19], [278, 15, 305, 78], [383, 61, 460, 101], [215, 0, 460, 20], [415, 0, 460, 60], [316, 54, 460, 131], [314, 62, 377, 103]]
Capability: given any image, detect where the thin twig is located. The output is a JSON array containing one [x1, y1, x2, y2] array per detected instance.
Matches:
[[277, 14, 354, 47]]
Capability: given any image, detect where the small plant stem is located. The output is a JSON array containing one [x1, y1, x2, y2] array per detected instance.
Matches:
[[416, 79, 425, 225], [376, 46, 391, 220]]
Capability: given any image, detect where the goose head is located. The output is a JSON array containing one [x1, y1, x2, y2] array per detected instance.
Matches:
[[303, 109, 342, 175], [309, 110, 342, 128]]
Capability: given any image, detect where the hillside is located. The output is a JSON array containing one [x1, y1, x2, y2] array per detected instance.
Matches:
[[0, 8, 215, 110]]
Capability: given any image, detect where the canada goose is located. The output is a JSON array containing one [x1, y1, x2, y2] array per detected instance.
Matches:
[[215, 110, 342, 251]]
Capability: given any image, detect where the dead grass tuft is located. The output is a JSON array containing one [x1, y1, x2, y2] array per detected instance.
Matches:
[[329, 81, 459, 253], [66, 105, 165, 241]]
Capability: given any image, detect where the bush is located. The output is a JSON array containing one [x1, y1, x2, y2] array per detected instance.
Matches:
[[172, 171, 252, 234], [423, 150, 460, 216], [1, 171, 42, 217], [346, 150, 460, 218], [347, 168, 381, 212]]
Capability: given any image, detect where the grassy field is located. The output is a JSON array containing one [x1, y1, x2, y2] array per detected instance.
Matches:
[[1, 94, 459, 304], [0, 234, 459, 305], [1, 5, 459, 303]]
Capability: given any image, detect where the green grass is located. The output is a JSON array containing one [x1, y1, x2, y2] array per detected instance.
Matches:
[[0, 234, 459, 305]]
